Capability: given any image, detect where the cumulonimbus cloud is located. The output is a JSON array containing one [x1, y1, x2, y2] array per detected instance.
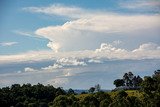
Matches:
[[26, 4, 159, 52], [47, 42, 61, 53]]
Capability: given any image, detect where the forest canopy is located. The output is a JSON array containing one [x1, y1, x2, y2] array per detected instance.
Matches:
[[0, 70, 160, 107]]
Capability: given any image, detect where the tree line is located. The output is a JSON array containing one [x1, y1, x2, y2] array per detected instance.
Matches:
[[0, 70, 160, 107]]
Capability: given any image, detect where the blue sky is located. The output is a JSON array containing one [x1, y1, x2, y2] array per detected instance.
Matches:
[[0, 0, 160, 89]]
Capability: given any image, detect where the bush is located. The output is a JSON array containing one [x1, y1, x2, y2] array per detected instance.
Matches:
[[100, 99, 111, 107], [80, 95, 99, 107]]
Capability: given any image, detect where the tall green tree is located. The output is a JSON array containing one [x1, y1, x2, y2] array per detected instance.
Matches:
[[68, 88, 75, 95], [89, 87, 95, 93], [114, 79, 125, 87]]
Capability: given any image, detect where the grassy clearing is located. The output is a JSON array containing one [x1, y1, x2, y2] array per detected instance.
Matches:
[[75, 90, 143, 100]]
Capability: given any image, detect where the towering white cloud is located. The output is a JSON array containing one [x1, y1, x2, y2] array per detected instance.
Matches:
[[22, 4, 160, 52], [36, 14, 160, 40], [1, 4, 159, 66], [47, 42, 61, 52], [36, 15, 160, 52]]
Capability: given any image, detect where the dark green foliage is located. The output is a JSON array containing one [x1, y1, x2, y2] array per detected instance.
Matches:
[[39, 102, 48, 107], [98, 92, 112, 107], [123, 72, 133, 86], [0, 83, 64, 107], [68, 88, 75, 95], [0, 70, 159, 107], [114, 79, 125, 87], [15, 102, 25, 107], [126, 96, 143, 107], [88, 87, 95, 93], [109, 97, 129, 107], [52, 95, 68, 107], [94, 91, 112, 102], [100, 99, 111, 107], [109, 91, 129, 107], [55, 87, 66, 96], [141, 76, 155, 94], [116, 90, 128, 98], [114, 72, 143, 90], [80, 95, 99, 107], [28, 102, 38, 107], [52, 95, 79, 107], [140, 70, 160, 107]]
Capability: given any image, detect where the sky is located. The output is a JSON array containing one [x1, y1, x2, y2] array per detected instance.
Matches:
[[0, 0, 160, 89]]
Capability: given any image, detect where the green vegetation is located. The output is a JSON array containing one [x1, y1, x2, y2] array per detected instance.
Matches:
[[0, 70, 160, 107], [114, 71, 143, 89]]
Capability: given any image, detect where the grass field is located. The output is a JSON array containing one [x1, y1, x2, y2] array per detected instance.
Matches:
[[75, 90, 144, 100]]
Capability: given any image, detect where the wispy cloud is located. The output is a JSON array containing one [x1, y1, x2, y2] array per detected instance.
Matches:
[[23, 4, 93, 19], [112, 40, 123, 46], [119, 0, 160, 13], [0, 42, 18, 46], [0, 50, 54, 64], [14, 30, 45, 40]]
